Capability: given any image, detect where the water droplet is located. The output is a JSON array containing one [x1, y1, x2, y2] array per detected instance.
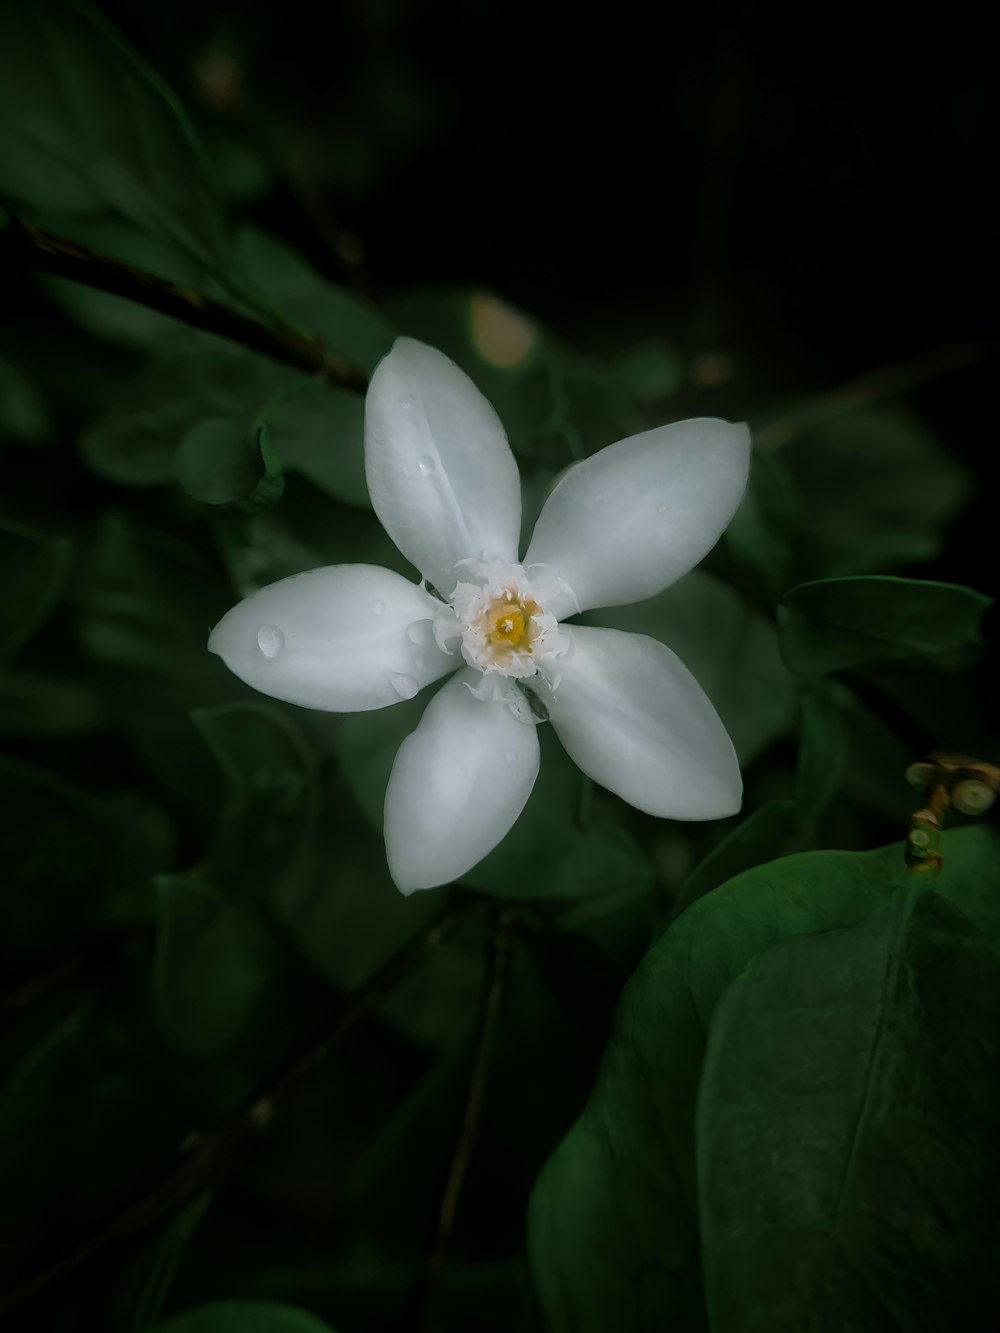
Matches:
[[372, 599, 385, 615], [406, 621, 426, 644], [657, 503, 666, 514], [413, 654, 425, 669], [416, 454, 436, 475], [504, 748, 517, 764], [388, 672, 418, 700], [256, 625, 284, 658], [400, 396, 414, 411]]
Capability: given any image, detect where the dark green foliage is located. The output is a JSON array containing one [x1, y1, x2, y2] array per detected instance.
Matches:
[[0, 2, 994, 1331]]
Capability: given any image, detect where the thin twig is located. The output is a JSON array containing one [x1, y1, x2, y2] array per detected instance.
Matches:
[[414, 909, 514, 1328], [0, 897, 485, 1319], [1, 213, 367, 390]]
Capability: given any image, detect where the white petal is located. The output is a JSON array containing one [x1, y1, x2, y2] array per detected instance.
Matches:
[[364, 338, 522, 596], [384, 669, 540, 893], [208, 564, 455, 712], [524, 418, 751, 617], [546, 626, 742, 819]]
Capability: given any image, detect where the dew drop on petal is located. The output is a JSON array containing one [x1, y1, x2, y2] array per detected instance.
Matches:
[[413, 654, 425, 669], [400, 396, 414, 412], [406, 621, 426, 644], [388, 672, 419, 700], [416, 454, 436, 475], [256, 625, 284, 658], [504, 748, 517, 764], [372, 599, 385, 615], [657, 503, 666, 514]]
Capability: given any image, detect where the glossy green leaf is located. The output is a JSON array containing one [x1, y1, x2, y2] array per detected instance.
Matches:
[[778, 575, 992, 675], [152, 874, 269, 1059], [0, 518, 72, 656], [527, 825, 1000, 1333], [174, 417, 284, 512], [154, 1300, 337, 1333], [698, 887, 1000, 1331], [79, 334, 298, 487], [264, 382, 369, 508], [590, 568, 796, 765], [0, 0, 227, 270]]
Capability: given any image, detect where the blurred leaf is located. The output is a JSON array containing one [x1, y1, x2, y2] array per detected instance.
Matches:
[[590, 568, 795, 765], [0, 0, 227, 271], [527, 825, 1000, 1333], [154, 1300, 337, 1332], [234, 228, 395, 374], [192, 701, 320, 904], [153, 874, 269, 1059], [0, 756, 170, 957], [671, 796, 798, 921], [0, 355, 52, 443], [0, 669, 107, 735], [124, 1192, 212, 1333], [0, 518, 72, 657], [778, 575, 992, 675], [722, 449, 804, 602], [264, 381, 369, 508], [610, 339, 682, 401], [79, 332, 298, 487], [698, 888, 1000, 1331], [793, 683, 847, 832], [779, 407, 970, 576], [174, 417, 284, 512]]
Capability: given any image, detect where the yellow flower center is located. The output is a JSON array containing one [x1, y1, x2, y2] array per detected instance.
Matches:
[[483, 590, 540, 653]]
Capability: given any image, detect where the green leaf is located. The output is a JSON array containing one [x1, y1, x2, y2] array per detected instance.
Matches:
[[779, 407, 970, 577], [590, 568, 796, 765], [174, 417, 284, 512], [191, 701, 320, 904], [698, 888, 1000, 1331], [153, 1300, 337, 1333], [0, 355, 52, 443], [527, 825, 1000, 1333], [0, 518, 72, 656], [793, 683, 847, 831], [234, 228, 395, 374], [264, 382, 369, 508], [778, 575, 992, 675], [152, 874, 269, 1059], [0, 0, 227, 271], [79, 333, 298, 487], [722, 449, 804, 602]]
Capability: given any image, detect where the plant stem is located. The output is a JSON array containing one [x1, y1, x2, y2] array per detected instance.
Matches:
[[0, 897, 485, 1318], [413, 909, 514, 1328], [1, 212, 366, 390]]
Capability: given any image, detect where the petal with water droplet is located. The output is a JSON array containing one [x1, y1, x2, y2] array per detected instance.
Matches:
[[208, 564, 457, 712], [364, 339, 522, 596], [384, 668, 540, 892]]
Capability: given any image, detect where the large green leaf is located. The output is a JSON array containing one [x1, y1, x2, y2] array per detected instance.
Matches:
[[527, 825, 1000, 1333], [698, 887, 1000, 1331], [154, 1300, 337, 1333], [152, 874, 269, 1060], [589, 568, 796, 766], [0, 518, 72, 656], [0, 0, 227, 270], [263, 381, 369, 509], [778, 575, 992, 675]]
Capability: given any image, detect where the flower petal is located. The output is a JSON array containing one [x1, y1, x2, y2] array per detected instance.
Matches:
[[384, 669, 540, 892], [524, 418, 751, 617], [364, 338, 522, 596], [208, 564, 455, 711], [545, 626, 742, 819]]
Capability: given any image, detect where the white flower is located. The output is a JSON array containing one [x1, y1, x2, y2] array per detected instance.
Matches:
[[209, 338, 750, 893]]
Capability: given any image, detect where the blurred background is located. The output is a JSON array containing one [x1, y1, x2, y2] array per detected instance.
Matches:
[[1, 2, 996, 1331]]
